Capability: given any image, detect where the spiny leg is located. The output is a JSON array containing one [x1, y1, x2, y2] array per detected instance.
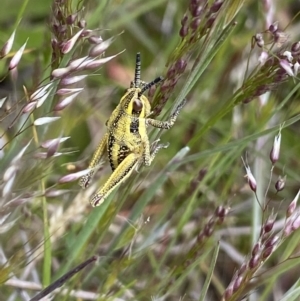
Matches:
[[142, 137, 169, 166], [90, 152, 139, 207], [146, 99, 186, 129], [142, 136, 151, 166], [79, 133, 108, 189], [148, 141, 169, 165]]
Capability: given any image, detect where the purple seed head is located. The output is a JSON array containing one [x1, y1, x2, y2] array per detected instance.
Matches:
[[254, 85, 269, 97], [148, 84, 156, 98], [189, 1, 198, 16], [51, 38, 58, 49], [206, 15, 216, 29], [166, 65, 176, 79], [292, 213, 300, 232], [242, 96, 255, 104], [251, 242, 261, 257], [160, 82, 170, 92], [88, 35, 103, 45], [264, 215, 276, 233], [179, 24, 189, 38], [268, 21, 278, 34], [274, 31, 288, 46], [233, 275, 243, 293], [61, 29, 84, 54], [66, 13, 77, 25], [181, 14, 188, 26], [274, 68, 289, 82], [169, 78, 178, 88], [254, 33, 264, 48], [192, 5, 203, 17], [249, 254, 260, 269], [245, 165, 257, 192], [190, 18, 201, 31], [270, 131, 281, 164], [78, 19, 87, 28], [286, 190, 300, 217], [224, 282, 234, 300], [8, 40, 27, 70], [175, 59, 187, 74], [56, 9, 63, 21], [204, 224, 214, 237], [210, 0, 223, 13], [0, 29, 16, 58], [238, 263, 247, 276], [275, 175, 286, 192], [262, 246, 274, 259], [291, 41, 300, 56], [265, 235, 279, 248]]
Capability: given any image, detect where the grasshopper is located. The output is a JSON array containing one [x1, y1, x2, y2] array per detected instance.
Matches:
[[79, 53, 186, 206]]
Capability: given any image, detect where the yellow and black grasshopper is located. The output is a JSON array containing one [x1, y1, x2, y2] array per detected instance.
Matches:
[[79, 53, 186, 206]]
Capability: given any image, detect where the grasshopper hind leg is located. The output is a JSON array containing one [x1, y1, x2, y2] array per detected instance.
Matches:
[[79, 134, 108, 189], [90, 153, 139, 207]]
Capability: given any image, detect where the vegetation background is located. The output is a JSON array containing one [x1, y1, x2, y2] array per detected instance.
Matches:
[[1, 0, 300, 300]]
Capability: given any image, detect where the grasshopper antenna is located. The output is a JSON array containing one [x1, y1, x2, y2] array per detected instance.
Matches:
[[134, 52, 141, 88], [138, 76, 163, 97]]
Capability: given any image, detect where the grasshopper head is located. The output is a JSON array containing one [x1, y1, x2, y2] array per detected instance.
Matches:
[[121, 53, 163, 117]]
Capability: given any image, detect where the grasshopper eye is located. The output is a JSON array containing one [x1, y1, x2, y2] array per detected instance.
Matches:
[[133, 98, 143, 113]]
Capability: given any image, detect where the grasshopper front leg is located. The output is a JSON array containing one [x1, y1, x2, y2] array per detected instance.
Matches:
[[146, 99, 186, 130], [79, 133, 108, 189], [90, 152, 139, 207], [142, 100, 185, 166]]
